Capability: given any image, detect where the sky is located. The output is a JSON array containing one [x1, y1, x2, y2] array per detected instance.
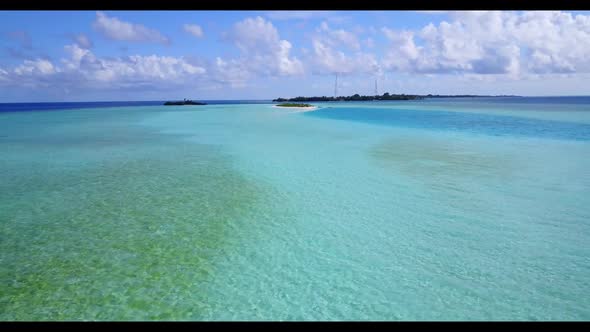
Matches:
[[1, 10, 590, 101]]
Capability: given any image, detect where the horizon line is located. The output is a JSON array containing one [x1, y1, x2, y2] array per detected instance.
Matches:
[[2, 95, 590, 104]]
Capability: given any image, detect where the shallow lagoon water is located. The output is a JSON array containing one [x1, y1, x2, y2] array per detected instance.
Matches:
[[1, 99, 590, 320]]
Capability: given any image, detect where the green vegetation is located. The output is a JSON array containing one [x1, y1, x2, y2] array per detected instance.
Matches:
[[273, 92, 521, 103], [276, 103, 314, 107], [273, 93, 422, 102], [164, 99, 207, 106]]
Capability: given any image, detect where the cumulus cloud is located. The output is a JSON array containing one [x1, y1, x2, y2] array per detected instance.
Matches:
[[2, 10, 590, 97], [308, 21, 379, 76], [14, 59, 55, 76], [0, 59, 57, 88], [216, 16, 304, 80], [317, 22, 360, 51], [381, 11, 590, 78], [183, 24, 204, 38], [306, 10, 590, 83], [310, 39, 377, 75], [209, 57, 251, 87], [62, 44, 206, 86], [0, 43, 206, 90], [381, 28, 422, 72], [93, 11, 169, 44]]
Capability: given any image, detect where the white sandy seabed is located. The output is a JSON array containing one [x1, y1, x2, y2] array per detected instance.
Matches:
[[271, 105, 318, 113]]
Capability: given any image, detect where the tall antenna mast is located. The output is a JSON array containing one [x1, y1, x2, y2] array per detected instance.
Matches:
[[374, 78, 378, 95], [334, 73, 338, 98]]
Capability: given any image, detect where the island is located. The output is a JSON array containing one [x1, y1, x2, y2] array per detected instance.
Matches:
[[164, 99, 207, 106], [272, 102, 317, 112], [275, 103, 314, 108], [273, 93, 521, 103], [273, 93, 423, 102]]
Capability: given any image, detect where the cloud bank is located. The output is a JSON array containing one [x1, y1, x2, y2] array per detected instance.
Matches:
[[2, 11, 590, 97]]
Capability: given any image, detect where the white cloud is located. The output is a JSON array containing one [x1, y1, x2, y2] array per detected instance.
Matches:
[[310, 39, 352, 74], [310, 39, 378, 76], [308, 21, 378, 76], [219, 16, 304, 78], [93, 11, 169, 44], [381, 11, 590, 78], [381, 28, 421, 72], [64, 45, 205, 85], [3, 10, 590, 97], [210, 57, 251, 87], [317, 21, 360, 51], [63, 44, 91, 69], [14, 59, 56, 76], [230, 16, 281, 53], [183, 24, 204, 38], [0, 59, 58, 88], [1, 44, 206, 90]]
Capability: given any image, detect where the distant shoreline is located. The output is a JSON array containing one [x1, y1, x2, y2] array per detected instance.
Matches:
[[164, 99, 207, 106], [8, 96, 590, 105], [273, 94, 522, 103]]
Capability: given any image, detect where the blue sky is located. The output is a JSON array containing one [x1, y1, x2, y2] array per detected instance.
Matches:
[[1, 10, 590, 101]]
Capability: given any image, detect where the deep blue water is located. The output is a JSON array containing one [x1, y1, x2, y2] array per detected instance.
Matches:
[[0, 100, 273, 113], [3, 98, 590, 141], [0, 101, 164, 113], [2, 97, 590, 113], [307, 106, 590, 141]]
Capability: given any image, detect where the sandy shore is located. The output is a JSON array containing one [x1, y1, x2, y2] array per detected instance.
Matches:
[[271, 105, 318, 112]]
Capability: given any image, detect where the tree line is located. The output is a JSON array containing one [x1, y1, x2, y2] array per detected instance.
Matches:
[[273, 93, 519, 102]]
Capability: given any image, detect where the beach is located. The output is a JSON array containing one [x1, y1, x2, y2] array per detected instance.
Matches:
[[271, 105, 318, 112]]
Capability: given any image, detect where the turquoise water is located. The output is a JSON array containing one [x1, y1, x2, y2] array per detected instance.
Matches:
[[1, 99, 590, 320]]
